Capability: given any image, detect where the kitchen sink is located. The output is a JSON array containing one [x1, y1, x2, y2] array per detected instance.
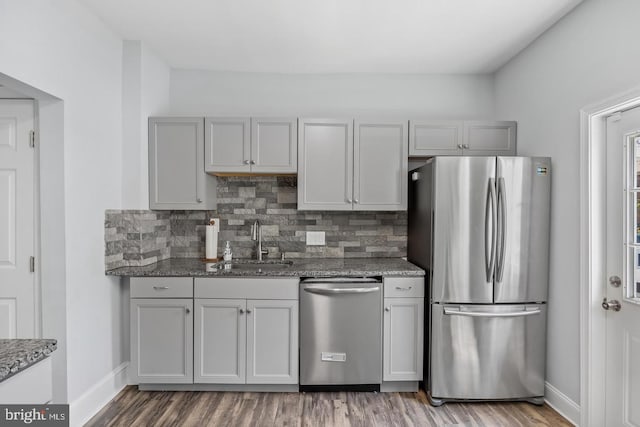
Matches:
[[210, 260, 293, 272]]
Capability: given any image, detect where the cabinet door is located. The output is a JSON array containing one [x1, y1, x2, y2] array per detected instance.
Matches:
[[149, 117, 214, 210], [354, 120, 408, 211], [409, 120, 463, 156], [251, 118, 297, 173], [383, 297, 424, 381], [298, 119, 353, 210], [205, 117, 251, 173], [194, 299, 246, 384], [246, 300, 298, 384], [130, 299, 193, 384], [463, 121, 517, 156]]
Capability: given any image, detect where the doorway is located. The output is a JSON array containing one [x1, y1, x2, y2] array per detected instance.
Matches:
[[0, 99, 38, 338], [581, 89, 640, 427]]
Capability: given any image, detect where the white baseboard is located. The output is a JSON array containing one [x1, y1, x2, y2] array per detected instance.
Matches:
[[545, 381, 580, 426], [69, 361, 128, 427]]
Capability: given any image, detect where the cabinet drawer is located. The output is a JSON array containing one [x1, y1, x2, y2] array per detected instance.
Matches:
[[195, 278, 299, 300], [130, 277, 194, 298], [384, 277, 424, 298]]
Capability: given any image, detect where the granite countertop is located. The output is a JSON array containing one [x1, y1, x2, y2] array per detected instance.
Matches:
[[106, 257, 425, 277], [0, 339, 57, 382]]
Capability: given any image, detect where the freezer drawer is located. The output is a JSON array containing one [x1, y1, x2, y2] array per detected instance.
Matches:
[[430, 303, 546, 401]]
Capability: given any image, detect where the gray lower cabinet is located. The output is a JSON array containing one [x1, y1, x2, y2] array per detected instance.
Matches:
[[194, 278, 299, 385], [130, 298, 194, 384], [409, 120, 516, 157], [383, 278, 424, 382], [298, 118, 408, 211], [148, 117, 216, 210], [204, 117, 297, 174]]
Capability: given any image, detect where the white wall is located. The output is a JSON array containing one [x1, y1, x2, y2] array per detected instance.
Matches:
[[0, 0, 126, 423], [494, 0, 640, 407], [170, 70, 495, 118], [122, 41, 170, 209]]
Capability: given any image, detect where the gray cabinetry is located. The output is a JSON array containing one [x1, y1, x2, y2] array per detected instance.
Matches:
[[148, 117, 216, 210], [383, 277, 424, 383], [130, 278, 194, 384], [409, 120, 516, 157], [298, 118, 408, 211], [194, 278, 299, 385], [205, 117, 297, 173], [354, 120, 408, 210]]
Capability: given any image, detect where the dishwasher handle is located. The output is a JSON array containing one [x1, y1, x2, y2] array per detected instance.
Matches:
[[303, 286, 381, 295], [300, 277, 381, 284]]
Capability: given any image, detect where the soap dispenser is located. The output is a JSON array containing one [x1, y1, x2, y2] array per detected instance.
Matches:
[[223, 241, 233, 268]]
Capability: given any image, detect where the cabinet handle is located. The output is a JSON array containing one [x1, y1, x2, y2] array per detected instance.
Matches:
[[385, 307, 390, 312], [244, 160, 250, 165], [250, 160, 256, 165], [239, 308, 245, 314], [185, 308, 190, 314], [463, 144, 470, 149], [153, 286, 169, 290], [197, 198, 203, 203], [395, 286, 412, 291]]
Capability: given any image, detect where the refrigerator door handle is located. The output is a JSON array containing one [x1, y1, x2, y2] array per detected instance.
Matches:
[[443, 307, 541, 318], [496, 177, 507, 282], [485, 178, 497, 282]]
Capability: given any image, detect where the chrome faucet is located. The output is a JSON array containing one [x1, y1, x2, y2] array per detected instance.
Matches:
[[251, 220, 269, 261]]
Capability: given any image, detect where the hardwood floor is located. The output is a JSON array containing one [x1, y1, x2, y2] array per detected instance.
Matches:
[[86, 386, 571, 427]]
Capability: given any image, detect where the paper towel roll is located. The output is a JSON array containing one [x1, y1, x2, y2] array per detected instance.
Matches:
[[205, 222, 218, 260]]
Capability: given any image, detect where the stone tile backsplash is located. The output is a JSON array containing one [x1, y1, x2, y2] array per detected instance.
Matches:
[[105, 176, 407, 270]]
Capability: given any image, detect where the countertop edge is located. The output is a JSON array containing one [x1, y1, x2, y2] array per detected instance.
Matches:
[[0, 339, 58, 383]]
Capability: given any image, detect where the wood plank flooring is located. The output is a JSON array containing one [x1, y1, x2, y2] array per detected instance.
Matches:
[[85, 386, 571, 427]]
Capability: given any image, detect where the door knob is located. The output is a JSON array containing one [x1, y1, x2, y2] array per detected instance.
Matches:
[[609, 275, 622, 288], [602, 298, 621, 312]]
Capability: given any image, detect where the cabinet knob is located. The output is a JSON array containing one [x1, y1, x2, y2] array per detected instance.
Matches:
[[246, 309, 252, 314], [354, 199, 359, 204], [385, 307, 390, 312], [346, 198, 352, 204], [244, 160, 250, 165], [250, 160, 256, 165], [197, 198, 203, 203], [457, 144, 463, 149], [185, 308, 191, 314], [462, 144, 470, 149], [239, 308, 245, 314]]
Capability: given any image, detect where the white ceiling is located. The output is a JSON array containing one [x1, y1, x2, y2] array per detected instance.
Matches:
[[79, 0, 583, 74]]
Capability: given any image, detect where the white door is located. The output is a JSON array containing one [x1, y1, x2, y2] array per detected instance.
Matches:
[[246, 299, 298, 384], [0, 100, 35, 338], [605, 107, 640, 426], [383, 297, 423, 381]]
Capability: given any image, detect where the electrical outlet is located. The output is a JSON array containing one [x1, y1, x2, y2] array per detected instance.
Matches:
[[306, 231, 325, 246]]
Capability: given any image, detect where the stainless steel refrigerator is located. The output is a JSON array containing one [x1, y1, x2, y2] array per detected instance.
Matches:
[[408, 156, 551, 406]]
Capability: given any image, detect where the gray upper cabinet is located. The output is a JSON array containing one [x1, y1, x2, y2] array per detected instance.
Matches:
[[298, 118, 408, 211], [298, 118, 354, 211], [463, 121, 517, 156], [148, 117, 216, 210], [409, 120, 516, 157], [205, 117, 297, 173], [205, 117, 251, 173], [251, 118, 297, 173], [354, 120, 408, 211], [409, 120, 463, 156]]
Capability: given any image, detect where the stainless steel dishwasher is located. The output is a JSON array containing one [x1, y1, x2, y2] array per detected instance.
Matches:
[[300, 277, 382, 391]]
